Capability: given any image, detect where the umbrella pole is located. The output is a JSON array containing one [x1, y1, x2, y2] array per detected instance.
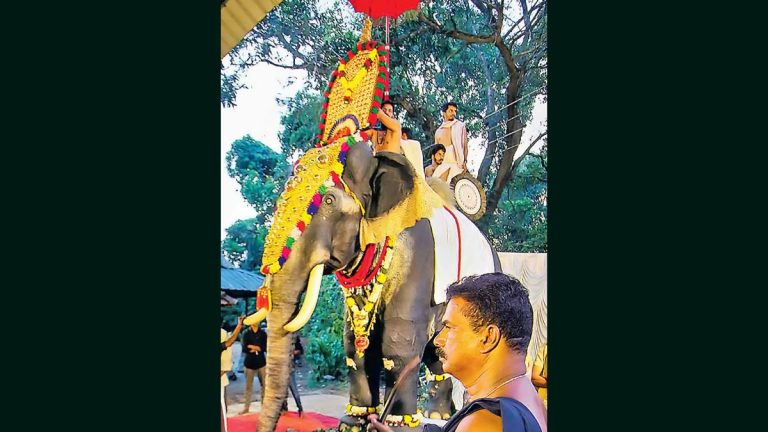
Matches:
[[385, 16, 390, 98]]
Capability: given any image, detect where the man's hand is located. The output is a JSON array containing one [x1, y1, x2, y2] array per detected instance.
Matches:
[[247, 344, 261, 353], [366, 414, 394, 432]]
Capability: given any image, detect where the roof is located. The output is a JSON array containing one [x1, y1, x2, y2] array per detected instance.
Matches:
[[221, 291, 239, 306], [221, 254, 264, 297], [221, 0, 285, 58]]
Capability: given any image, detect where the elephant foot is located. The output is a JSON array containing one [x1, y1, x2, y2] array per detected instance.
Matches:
[[425, 375, 454, 417], [422, 410, 451, 420], [387, 426, 424, 432], [339, 414, 367, 432]]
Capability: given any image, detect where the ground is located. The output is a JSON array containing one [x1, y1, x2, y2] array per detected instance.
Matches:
[[224, 360, 349, 418]]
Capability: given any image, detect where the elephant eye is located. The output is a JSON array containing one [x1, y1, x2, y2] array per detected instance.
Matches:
[[324, 194, 336, 206]]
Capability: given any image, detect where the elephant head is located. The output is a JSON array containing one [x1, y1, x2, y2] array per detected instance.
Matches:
[[252, 136, 421, 432]]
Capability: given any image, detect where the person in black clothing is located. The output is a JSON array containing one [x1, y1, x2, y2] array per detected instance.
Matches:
[[367, 273, 547, 432], [281, 335, 305, 416], [239, 320, 267, 415]]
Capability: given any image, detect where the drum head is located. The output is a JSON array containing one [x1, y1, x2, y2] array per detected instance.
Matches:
[[451, 173, 487, 221]]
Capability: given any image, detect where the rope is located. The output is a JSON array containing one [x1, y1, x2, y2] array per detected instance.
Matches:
[[483, 85, 546, 119]]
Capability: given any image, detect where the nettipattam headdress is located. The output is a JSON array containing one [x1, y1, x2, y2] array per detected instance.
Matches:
[[260, 19, 388, 276]]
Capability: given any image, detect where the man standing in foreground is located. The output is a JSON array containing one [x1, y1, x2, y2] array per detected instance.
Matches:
[[239, 320, 268, 414], [368, 273, 547, 431]]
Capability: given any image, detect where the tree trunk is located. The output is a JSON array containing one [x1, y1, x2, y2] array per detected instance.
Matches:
[[477, 49, 498, 185], [482, 41, 524, 220]]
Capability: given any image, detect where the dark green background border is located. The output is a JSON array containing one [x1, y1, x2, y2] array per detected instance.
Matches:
[[4, 1, 749, 430]]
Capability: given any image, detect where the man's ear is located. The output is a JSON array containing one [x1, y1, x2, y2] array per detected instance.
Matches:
[[479, 325, 502, 354], [367, 152, 415, 218]]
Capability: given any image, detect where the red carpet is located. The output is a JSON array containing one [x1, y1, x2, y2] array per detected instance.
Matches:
[[227, 411, 339, 432]]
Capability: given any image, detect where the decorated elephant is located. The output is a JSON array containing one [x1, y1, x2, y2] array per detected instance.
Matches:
[[245, 22, 500, 432], [246, 133, 501, 431]]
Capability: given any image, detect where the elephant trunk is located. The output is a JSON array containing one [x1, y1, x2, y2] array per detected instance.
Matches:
[[257, 264, 323, 432], [257, 304, 294, 432]]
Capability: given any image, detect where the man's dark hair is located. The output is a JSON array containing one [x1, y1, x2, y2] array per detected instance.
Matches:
[[401, 127, 412, 138], [382, 100, 395, 110], [441, 101, 458, 112], [446, 272, 533, 353], [431, 144, 446, 157]]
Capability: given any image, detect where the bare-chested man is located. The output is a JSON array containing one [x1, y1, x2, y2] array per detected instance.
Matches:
[[372, 100, 401, 155]]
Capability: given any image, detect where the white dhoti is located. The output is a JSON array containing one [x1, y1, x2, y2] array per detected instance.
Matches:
[[432, 145, 463, 183]]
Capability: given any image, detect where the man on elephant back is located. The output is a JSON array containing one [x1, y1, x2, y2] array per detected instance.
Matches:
[[367, 273, 547, 432], [371, 100, 401, 155]]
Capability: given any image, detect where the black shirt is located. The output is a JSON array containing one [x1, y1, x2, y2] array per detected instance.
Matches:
[[242, 328, 267, 370]]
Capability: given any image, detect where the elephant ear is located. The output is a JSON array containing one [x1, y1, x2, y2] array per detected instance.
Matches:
[[367, 152, 415, 218], [341, 140, 376, 212]]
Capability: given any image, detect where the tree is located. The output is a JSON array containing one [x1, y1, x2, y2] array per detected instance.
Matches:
[[417, 0, 548, 220], [221, 136, 289, 270], [222, 0, 548, 254], [481, 142, 547, 252]]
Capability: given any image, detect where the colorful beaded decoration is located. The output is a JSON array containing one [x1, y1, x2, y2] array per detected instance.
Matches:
[[260, 134, 360, 275]]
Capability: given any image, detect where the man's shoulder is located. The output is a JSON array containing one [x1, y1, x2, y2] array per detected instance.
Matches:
[[455, 408, 502, 432]]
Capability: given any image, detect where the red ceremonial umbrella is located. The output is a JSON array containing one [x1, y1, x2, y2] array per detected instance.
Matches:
[[348, 0, 420, 96], [347, 0, 420, 19]]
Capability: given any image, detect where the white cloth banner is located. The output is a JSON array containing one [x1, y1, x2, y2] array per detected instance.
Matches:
[[498, 253, 547, 375]]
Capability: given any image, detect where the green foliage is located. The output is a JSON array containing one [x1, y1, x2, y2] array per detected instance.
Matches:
[[302, 275, 347, 382], [222, 136, 288, 270], [481, 145, 547, 252], [278, 89, 324, 159]]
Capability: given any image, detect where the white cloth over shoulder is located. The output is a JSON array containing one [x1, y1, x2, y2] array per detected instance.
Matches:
[[428, 207, 496, 305], [401, 139, 425, 181]]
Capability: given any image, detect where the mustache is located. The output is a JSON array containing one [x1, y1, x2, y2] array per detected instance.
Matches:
[[435, 347, 447, 359]]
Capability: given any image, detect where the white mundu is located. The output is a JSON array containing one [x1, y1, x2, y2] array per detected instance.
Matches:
[[433, 120, 467, 182], [401, 139, 425, 180]]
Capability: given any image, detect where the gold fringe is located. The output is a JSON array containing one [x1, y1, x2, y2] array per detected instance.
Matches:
[[359, 175, 445, 247]]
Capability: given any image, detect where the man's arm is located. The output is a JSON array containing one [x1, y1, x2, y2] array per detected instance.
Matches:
[[377, 109, 400, 134], [223, 316, 245, 349]]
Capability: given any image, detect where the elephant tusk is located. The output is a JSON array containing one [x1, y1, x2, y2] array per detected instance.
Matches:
[[243, 308, 268, 326], [283, 264, 323, 332]]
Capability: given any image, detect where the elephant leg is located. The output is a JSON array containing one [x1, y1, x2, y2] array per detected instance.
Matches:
[[339, 318, 382, 430], [380, 316, 429, 431], [422, 337, 454, 420]]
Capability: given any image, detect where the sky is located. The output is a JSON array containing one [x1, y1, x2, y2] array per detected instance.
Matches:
[[220, 66, 547, 241], [220, 65, 308, 240]]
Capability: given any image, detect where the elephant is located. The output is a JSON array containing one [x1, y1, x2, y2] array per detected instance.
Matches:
[[250, 135, 501, 432]]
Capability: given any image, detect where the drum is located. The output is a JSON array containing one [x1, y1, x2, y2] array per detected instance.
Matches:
[[451, 172, 487, 221]]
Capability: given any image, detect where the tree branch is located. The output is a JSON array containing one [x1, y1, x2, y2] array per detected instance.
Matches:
[[418, 10, 496, 44], [261, 58, 305, 70], [511, 131, 547, 170]]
